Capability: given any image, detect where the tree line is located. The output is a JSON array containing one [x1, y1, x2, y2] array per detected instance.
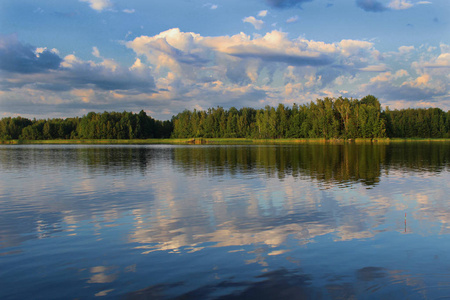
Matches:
[[1, 95, 449, 140], [0, 111, 172, 140], [171, 95, 450, 139]]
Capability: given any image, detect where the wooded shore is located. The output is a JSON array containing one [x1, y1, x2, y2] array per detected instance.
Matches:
[[2, 95, 450, 141], [2, 138, 450, 145]]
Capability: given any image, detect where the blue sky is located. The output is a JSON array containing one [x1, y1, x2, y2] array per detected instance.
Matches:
[[0, 0, 449, 119]]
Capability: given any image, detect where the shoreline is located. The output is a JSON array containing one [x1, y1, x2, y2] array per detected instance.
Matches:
[[1, 138, 450, 145]]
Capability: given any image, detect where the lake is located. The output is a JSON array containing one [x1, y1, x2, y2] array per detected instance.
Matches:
[[1, 143, 449, 299]]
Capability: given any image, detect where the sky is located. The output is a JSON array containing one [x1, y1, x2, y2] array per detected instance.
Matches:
[[0, 0, 449, 120]]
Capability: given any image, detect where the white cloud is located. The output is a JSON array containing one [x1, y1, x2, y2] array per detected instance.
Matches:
[[363, 68, 447, 104], [243, 16, 264, 30], [388, 0, 413, 10], [258, 10, 268, 17], [92, 46, 101, 58], [3, 29, 448, 119], [129, 58, 144, 71], [398, 45, 414, 53], [123, 28, 399, 114], [126, 29, 389, 87], [59, 53, 154, 92], [35, 47, 46, 55], [402, 73, 431, 88], [72, 88, 95, 103], [80, 0, 112, 12], [339, 40, 373, 54], [359, 64, 388, 72], [357, 44, 449, 108], [369, 70, 409, 83], [395, 69, 409, 78], [286, 15, 299, 23], [416, 53, 450, 69], [357, 0, 417, 11], [123, 9, 135, 14], [412, 44, 450, 71]]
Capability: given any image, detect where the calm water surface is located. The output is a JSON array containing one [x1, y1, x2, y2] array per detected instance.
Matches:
[[0, 143, 449, 299]]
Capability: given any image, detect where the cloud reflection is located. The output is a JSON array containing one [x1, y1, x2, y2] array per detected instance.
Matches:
[[1, 144, 450, 299], [88, 266, 118, 284]]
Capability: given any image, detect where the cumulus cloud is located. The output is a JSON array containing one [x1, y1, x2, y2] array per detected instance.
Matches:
[[363, 78, 445, 102], [3, 29, 447, 118], [124, 29, 347, 113], [92, 46, 101, 58], [416, 51, 450, 70], [122, 9, 135, 14], [265, 0, 313, 9], [359, 64, 388, 72], [0, 35, 62, 74], [126, 28, 386, 87], [122, 28, 391, 114], [388, 0, 413, 10], [125, 28, 211, 83], [258, 10, 268, 17], [243, 16, 264, 30], [338, 39, 375, 68], [363, 69, 447, 103], [0, 53, 159, 118], [398, 45, 414, 53], [205, 31, 340, 68], [0, 36, 155, 96], [409, 44, 449, 75], [286, 15, 299, 23], [356, 0, 416, 12], [357, 45, 450, 108], [80, 0, 112, 12], [369, 70, 409, 83], [60, 54, 155, 92]]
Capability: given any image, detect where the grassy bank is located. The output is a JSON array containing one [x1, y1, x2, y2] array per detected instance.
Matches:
[[2, 137, 449, 145], [387, 138, 450, 142], [202, 138, 450, 144], [0, 139, 188, 145]]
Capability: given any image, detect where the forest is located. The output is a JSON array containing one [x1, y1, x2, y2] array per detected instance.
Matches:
[[171, 95, 449, 139], [1, 95, 449, 140], [0, 111, 173, 140]]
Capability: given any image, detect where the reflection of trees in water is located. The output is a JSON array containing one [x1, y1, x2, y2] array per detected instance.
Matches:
[[173, 145, 387, 186], [384, 142, 450, 173], [0, 146, 164, 176], [79, 146, 158, 175], [172, 143, 449, 186], [1, 143, 448, 185]]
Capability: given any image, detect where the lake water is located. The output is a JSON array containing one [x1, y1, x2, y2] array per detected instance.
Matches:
[[1, 143, 450, 299]]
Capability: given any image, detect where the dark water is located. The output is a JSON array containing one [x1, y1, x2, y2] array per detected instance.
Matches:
[[0, 143, 449, 299]]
